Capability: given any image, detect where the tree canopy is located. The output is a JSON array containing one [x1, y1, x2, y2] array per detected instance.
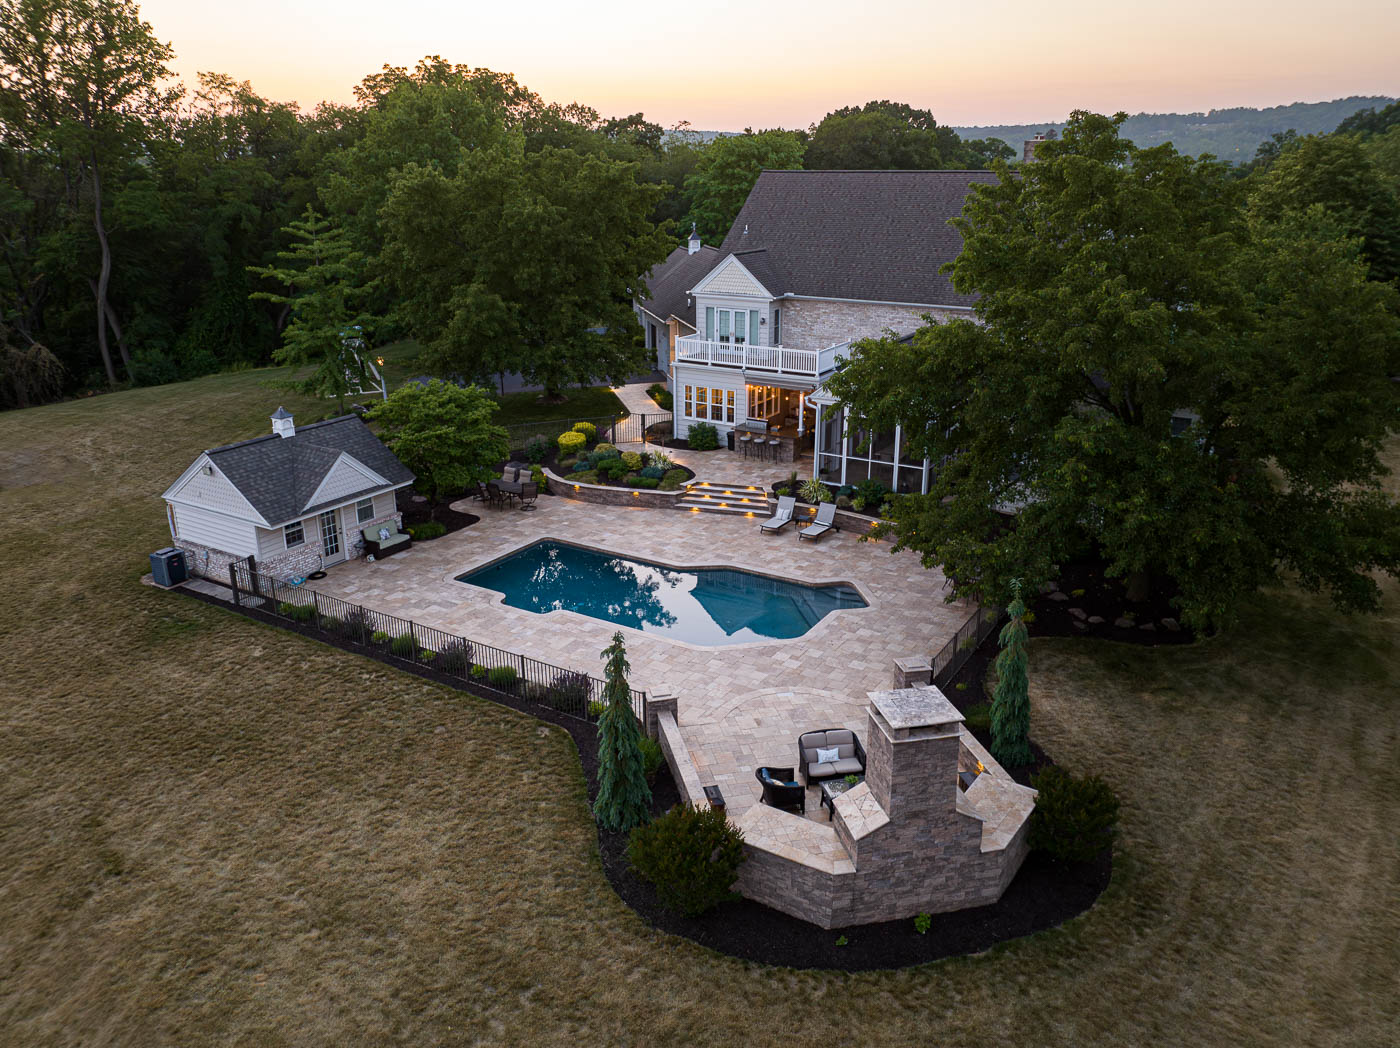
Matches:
[[368, 379, 509, 500], [826, 112, 1400, 630], [682, 129, 805, 242]]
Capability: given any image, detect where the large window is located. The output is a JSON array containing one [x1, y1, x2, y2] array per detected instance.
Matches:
[[684, 384, 734, 423], [284, 521, 305, 548], [747, 385, 778, 420], [356, 497, 375, 524]]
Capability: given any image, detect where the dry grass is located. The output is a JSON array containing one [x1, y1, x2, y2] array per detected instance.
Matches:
[[1, 372, 1397, 1046]]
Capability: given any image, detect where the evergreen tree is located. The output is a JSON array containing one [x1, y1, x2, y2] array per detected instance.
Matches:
[[990, 582, 1032, 768], [594, 632, 651, 832], [249, 205, 373, 410]]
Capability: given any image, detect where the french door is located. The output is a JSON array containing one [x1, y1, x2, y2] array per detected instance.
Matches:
[[319, 509, 344, 564]]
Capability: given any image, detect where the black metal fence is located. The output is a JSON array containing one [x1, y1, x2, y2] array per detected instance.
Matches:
[[504, 412, 672, 456], [930, 604, 1006, 687], [221, 561, 646, 724]]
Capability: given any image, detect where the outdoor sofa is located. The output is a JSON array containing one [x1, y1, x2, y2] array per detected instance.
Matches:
[[797, 728, 866, 785], [362, 523, 411, 558]]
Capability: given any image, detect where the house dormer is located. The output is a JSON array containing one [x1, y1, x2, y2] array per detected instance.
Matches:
[[689, 252, 777, 347]]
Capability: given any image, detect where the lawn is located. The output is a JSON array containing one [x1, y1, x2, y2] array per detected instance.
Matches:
[[0, 367, 1396, 1046], [493, 385, 628, 427]]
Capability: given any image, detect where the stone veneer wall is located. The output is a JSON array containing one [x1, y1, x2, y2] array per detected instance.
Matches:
[[542, 468, 693, 509], [781, 299, 966, 350], [177, 509, 402, 581]]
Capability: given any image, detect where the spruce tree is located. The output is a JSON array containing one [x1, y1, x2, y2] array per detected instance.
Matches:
[[990, 582, 1033, 767], [594, 632, 651, 832]]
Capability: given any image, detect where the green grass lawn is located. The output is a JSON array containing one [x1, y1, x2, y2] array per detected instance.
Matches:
[[493, 385, 628, 427], [1, 366, 1397, 1045]]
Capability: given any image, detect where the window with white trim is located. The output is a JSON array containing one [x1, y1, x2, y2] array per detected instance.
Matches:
[[684, 386, 735, 423], [747, 385, 778, 420], [284, 521, 305, 548], [356, 497, 375, 524]]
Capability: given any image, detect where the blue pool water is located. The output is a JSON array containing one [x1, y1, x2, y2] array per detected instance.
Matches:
[[457, 540, 867, 646]]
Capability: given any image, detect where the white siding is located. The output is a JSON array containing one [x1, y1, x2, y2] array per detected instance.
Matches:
[[674, 365, 746, 437], [167, 456, 264, 522], [171, 504, 259, 558], [302, 454, 386, 510], [257, 521, 304, 560]]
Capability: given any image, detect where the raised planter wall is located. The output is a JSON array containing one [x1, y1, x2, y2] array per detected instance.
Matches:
[[542, 466, 694, 509]]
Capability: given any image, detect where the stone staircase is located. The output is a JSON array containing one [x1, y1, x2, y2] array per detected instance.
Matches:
[[678, 480, 775, 517]]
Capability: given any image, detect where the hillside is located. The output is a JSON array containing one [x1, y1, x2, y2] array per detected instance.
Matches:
[[959, 96, 1397, 162]]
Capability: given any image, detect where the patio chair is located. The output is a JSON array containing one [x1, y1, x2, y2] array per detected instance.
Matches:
[[755, 766, 806, 813], [484, 482, 509, 508], [758, 495, 796, 533], [797, 500, 838, 542], [517, 481, 539, 510], [797, 728, 866, 785]]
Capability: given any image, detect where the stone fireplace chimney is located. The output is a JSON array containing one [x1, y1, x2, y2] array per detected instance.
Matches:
[[270, 406, 295, 439], [864, 685, 964, 817]]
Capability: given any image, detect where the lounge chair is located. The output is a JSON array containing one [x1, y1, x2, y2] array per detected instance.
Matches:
[[755, 766, 805, 813], [797, 501, 838, 541], [362, 523, 412, 558], [797, 729, 866, 785], [758, 495, 796, 533]]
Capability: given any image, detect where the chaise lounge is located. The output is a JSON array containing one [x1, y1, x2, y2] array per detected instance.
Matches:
[[362, 523, 412, 558], [797, 728, 866, 785], [758, 495, 796, 533], [797, 501, 838, 542]]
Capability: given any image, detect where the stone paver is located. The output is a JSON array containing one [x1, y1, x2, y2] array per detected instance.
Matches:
[[309, 495, 972, 818]]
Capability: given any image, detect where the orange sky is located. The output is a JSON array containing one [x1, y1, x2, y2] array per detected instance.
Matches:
[[140, 0, 1398, 128]]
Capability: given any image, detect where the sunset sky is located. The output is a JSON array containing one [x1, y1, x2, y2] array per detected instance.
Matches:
[[139, 0, 1398, 128]]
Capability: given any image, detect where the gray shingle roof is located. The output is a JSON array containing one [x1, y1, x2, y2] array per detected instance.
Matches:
[[715, 169, 1000, 307], [637, 243, 724, 328], [204, 414, 415, 526]]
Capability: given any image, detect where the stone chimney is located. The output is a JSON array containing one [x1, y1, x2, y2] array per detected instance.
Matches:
[[1023, 128, 1057, 164], [863, 686, 964, 818], [271, 406, 295, 439], [687, 223, 702, 255]]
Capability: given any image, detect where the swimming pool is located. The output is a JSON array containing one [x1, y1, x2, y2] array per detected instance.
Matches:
[[456, 540, 867, 647]]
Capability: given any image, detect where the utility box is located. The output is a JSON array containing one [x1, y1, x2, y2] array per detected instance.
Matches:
[[150, 547, 188, 588]]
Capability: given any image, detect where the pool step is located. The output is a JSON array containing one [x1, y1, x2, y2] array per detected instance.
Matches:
[[680, 482, 774, 516]]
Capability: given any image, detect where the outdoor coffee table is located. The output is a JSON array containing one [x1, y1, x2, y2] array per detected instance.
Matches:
[[819, 776, 864, 821]]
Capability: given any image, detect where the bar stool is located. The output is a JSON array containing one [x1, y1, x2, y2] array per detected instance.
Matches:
[[767, 437, 781, 461], [738, 432, 751, 459]]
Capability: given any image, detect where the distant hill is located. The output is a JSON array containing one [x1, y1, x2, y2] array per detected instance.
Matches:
[[953, 96, 1397, 163]]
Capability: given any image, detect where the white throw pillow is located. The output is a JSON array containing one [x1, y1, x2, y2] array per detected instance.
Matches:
[[815, 746, 840, 764], [378, 527, 391, 541]]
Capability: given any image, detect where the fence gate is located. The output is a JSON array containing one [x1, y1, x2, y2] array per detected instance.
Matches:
[[608, 411, 672, 446]]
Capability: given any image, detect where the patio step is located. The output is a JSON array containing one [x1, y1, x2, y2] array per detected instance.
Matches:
[[679, 482, 774, 516]]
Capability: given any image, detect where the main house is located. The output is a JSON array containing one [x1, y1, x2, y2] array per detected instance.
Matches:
[[162, 408, 415, 580], [635, 169, 998, 495]]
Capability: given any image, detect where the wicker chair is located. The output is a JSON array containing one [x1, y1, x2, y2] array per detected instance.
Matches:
[[755, 766, 805, 813]]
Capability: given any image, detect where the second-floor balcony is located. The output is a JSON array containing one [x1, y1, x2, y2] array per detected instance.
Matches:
[[674, 336, 847, 378]]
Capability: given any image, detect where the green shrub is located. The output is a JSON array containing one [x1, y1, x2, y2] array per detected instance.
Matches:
[[647, 450, 675, 471], [626, 475, 661, 489], [470, 664, 487, 679], [621, 450, 642, 471], [659, 469, 688, 492], [1029, 766, 1120, 863], [852, 496, 867, 512], [565, 469, 599, 484], [687, 421, 719, 451], [647, 382, 673, 411], [557, 431, 586, 456], [407, 521, 446, 541], [487, 665, 519, 689], [854, 477, 889, 505], [437, 639, 473, 675], [418, 649, 436, 661], [593, 442, 618, 457], [799, 477, 830, 503], [587, 700, 606, 720], [318, 615, 341, 632], [638, 735, 665, 784], [639, 465, 665, 480], [571, 421, 598, 443], [600, 458, 629, 481], [524, 434, 550, 463], [962, 702, 992, 734], [550, 669, 592, 711], [914, 912, 932, 935], [627, 804, 746, 917], [390, 632, 417, 658], [558, 455, 579, 471], [371, 630, 392, 644], [530, 465, 547, 487], [277, 601, 314, 622], [776, 486, 791, 497]]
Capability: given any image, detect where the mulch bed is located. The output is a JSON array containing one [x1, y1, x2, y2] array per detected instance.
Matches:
[[174, 582, 1110, 973], [1027, 554, 1200, 646], [396, 491, 480, 535]]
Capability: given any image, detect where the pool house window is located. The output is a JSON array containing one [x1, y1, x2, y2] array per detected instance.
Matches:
[[355, 497, 375, 524], [284, 520, 305, 548]]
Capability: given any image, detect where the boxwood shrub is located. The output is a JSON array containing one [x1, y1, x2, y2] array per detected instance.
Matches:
[[571, 421, 598, 444], [626, 475, 661, 489], [487, 665, 519, 689], [1028, 766, 1120, 862], [659, 468, 688, 491], [620, 451, 642, 471], [407, 521, 446, 541], [627, 804, 746, 917], [557, 431, 586, 456], [687, 421, 719, 451]]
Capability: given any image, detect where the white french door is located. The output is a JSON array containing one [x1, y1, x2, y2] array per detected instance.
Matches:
[[319, 509, 344, 565]]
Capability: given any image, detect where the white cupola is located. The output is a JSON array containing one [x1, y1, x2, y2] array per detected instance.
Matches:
[[271, 406, 295, 439]]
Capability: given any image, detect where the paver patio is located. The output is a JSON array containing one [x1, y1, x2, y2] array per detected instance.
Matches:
[[313, 492, 971, 814]]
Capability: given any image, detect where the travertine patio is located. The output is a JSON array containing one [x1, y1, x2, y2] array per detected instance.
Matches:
[[312, 491, 972, 815]]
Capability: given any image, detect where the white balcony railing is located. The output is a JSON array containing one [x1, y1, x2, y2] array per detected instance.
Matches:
[[675, 337, 840, 377]]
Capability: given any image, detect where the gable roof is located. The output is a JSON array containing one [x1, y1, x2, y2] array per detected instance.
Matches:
[[179, 414, 415, 527], [637, 243, 724, 328], [715, 169, 1000, 307]]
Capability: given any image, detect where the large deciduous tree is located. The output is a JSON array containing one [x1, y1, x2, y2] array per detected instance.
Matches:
[[0, 0, 177, 385], [826, 111, 1400, 630], [682, 129, 805, 242], [379, 139, 670, 397], [368, 379, 509, 501]]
